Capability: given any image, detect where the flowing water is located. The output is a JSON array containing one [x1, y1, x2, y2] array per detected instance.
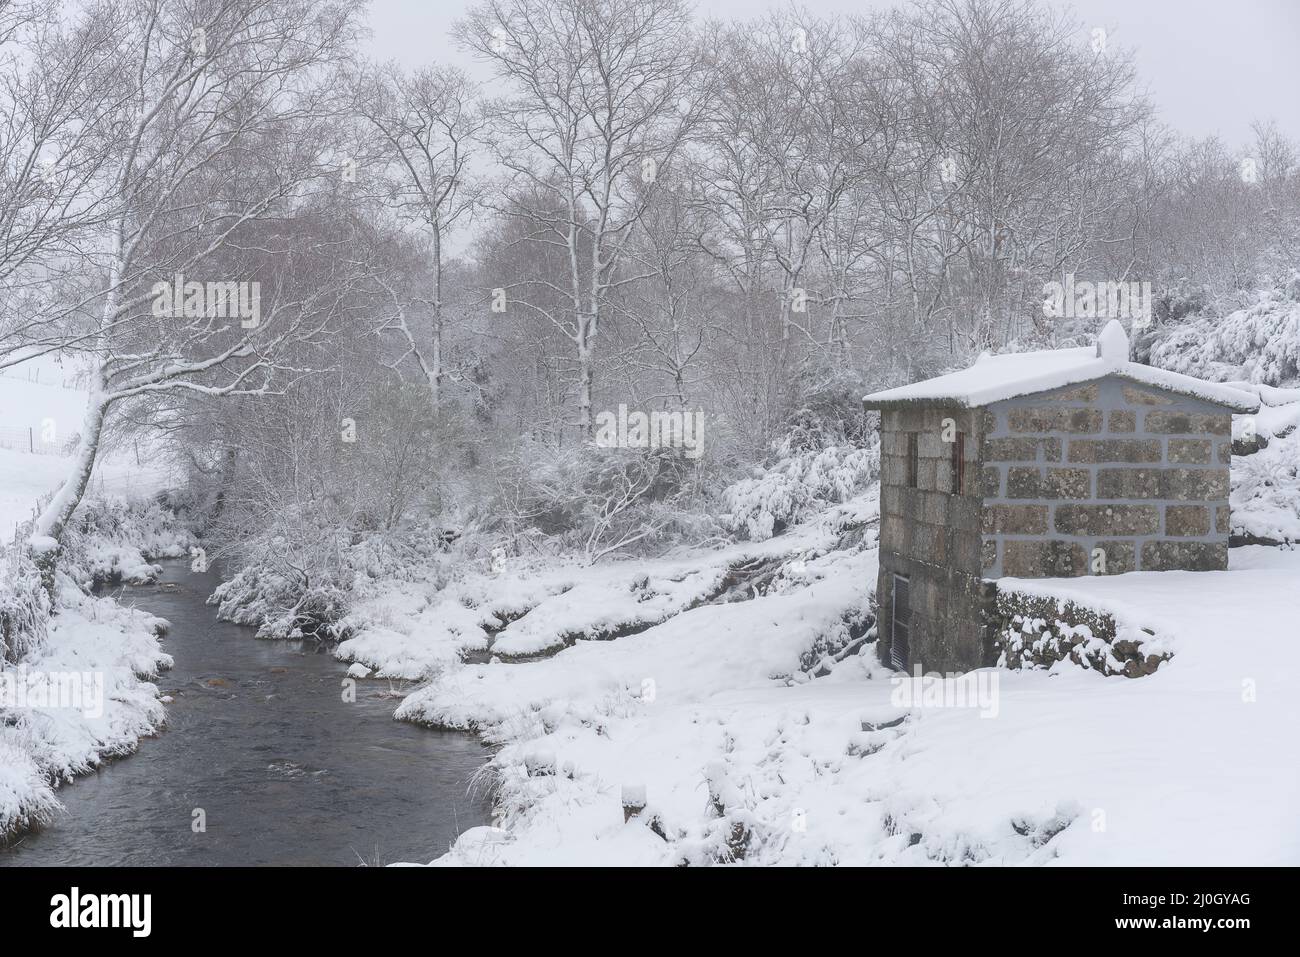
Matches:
[[0, 560, 489, 866]]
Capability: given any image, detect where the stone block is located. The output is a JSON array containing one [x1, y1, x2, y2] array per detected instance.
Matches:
[[1143, 411, 1230, 435], [1091, 540, 1136, 574], [1005, 467, 1042, 498], [1123, 385, 1174, 405], [1002, 539, 1088, 577], [1008, 407, 1103, 434], [1067, 439, 1162, 463], [1167, 439, 1211, 464], [1108, 410, 1136, 432], [1096, 467, 1161, 499], [1165, 504, 1211, 537], [1054, 504, 1159, 536], [1053, 383, 1100, 402], [983, 437, 1054, 462], [1162, 468, 1228, 501], [980, 465, 1002, 497], [1140, 540, 1228, 571], [982, 539, 998, 571], [981, 504, 1048, 535]]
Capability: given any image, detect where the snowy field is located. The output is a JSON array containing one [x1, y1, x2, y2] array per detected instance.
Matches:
[[330, 483, 1300, 866], [0, 371, 175, 541]]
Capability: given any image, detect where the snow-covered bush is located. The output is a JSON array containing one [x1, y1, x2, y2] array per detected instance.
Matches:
[[57, 495, 191, 585], [1231, 426, 1300, 544], [1146, 285, 1300, 387], [208, 517, 457, 639], [720, 443, 879, 541], [487, 442, 707, 563], [1, 497, 177, 841]]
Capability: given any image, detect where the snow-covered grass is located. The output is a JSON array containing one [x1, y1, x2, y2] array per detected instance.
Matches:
[[373, 517, 1300, 866]]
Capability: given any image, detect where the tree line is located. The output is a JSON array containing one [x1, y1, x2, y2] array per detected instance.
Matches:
[[1, 0, 1296, 581]]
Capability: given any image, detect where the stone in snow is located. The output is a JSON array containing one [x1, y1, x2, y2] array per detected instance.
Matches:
[[346, 662, 369, 678]]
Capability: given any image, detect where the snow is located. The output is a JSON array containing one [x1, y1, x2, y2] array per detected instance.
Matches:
[[1146, 288, 1300, 387], [334, 493, 878, 681], [0, 574, 172, 839], [0, 368, 183, 839], [1094, 317, 1129, 361], [862, 322, 1260, 412], [373, 504, 1299, 865], [0, 373, 176, 543]]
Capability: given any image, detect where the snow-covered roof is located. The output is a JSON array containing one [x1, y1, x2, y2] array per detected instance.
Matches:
[[862, 320, 1260, 413]]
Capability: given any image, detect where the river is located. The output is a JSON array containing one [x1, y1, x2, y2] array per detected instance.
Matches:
[[0, 559, 489, 866]]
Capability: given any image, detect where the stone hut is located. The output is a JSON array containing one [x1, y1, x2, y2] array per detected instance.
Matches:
[[862, 320, 1260, 673]]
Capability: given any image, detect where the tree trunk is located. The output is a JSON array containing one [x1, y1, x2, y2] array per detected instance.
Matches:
[[29, 376, 110, 593]]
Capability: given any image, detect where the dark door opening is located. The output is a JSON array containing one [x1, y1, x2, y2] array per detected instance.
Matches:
[[891, 573, 911, 670]]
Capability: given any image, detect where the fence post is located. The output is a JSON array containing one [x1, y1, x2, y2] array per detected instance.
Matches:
[[28, 426, 33, 453]]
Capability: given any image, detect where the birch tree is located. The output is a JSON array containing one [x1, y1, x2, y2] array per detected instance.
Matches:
[[20, 0, 362, 572], [0, 2, 123, 341], [457, 0, 703, 438], [355, 63, 482, 408]]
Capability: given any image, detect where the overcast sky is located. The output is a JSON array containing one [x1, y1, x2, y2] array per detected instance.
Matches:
[[364, 0, 1300, 146]]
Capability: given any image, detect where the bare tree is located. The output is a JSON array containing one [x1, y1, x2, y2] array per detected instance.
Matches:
[[18, 0, 362, 571], [355, 62, 482, 408], [457, 0, 704, 438]]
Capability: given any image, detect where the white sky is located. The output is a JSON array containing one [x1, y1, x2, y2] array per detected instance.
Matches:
[[364, 0, 1300, 146]]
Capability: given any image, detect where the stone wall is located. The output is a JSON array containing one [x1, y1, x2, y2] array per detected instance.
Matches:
[[979, 377, 1231, 578], [876, 405, 987, 672], [987, 586, 1170, 678]]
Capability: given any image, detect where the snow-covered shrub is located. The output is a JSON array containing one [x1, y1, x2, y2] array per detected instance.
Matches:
[[209, 518, 456, 639], [719, 443, 879, 541], [1231, 427, 1300, 544], [1, 497, 177, 842], [487, 442, 705, 563], [0, 543, 50, 664], [57, 495, 191, 585], [1146, 285, 1300, 387]]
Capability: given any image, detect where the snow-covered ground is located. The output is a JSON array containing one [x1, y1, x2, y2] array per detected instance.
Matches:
[[346, 494, 1299, 866], [0, 369, 176, 542], [0, 367, 184, 839], [0, 578, 173, 838]]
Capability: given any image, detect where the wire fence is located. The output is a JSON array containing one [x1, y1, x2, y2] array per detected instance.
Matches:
[[0, 425, 76, 456]]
